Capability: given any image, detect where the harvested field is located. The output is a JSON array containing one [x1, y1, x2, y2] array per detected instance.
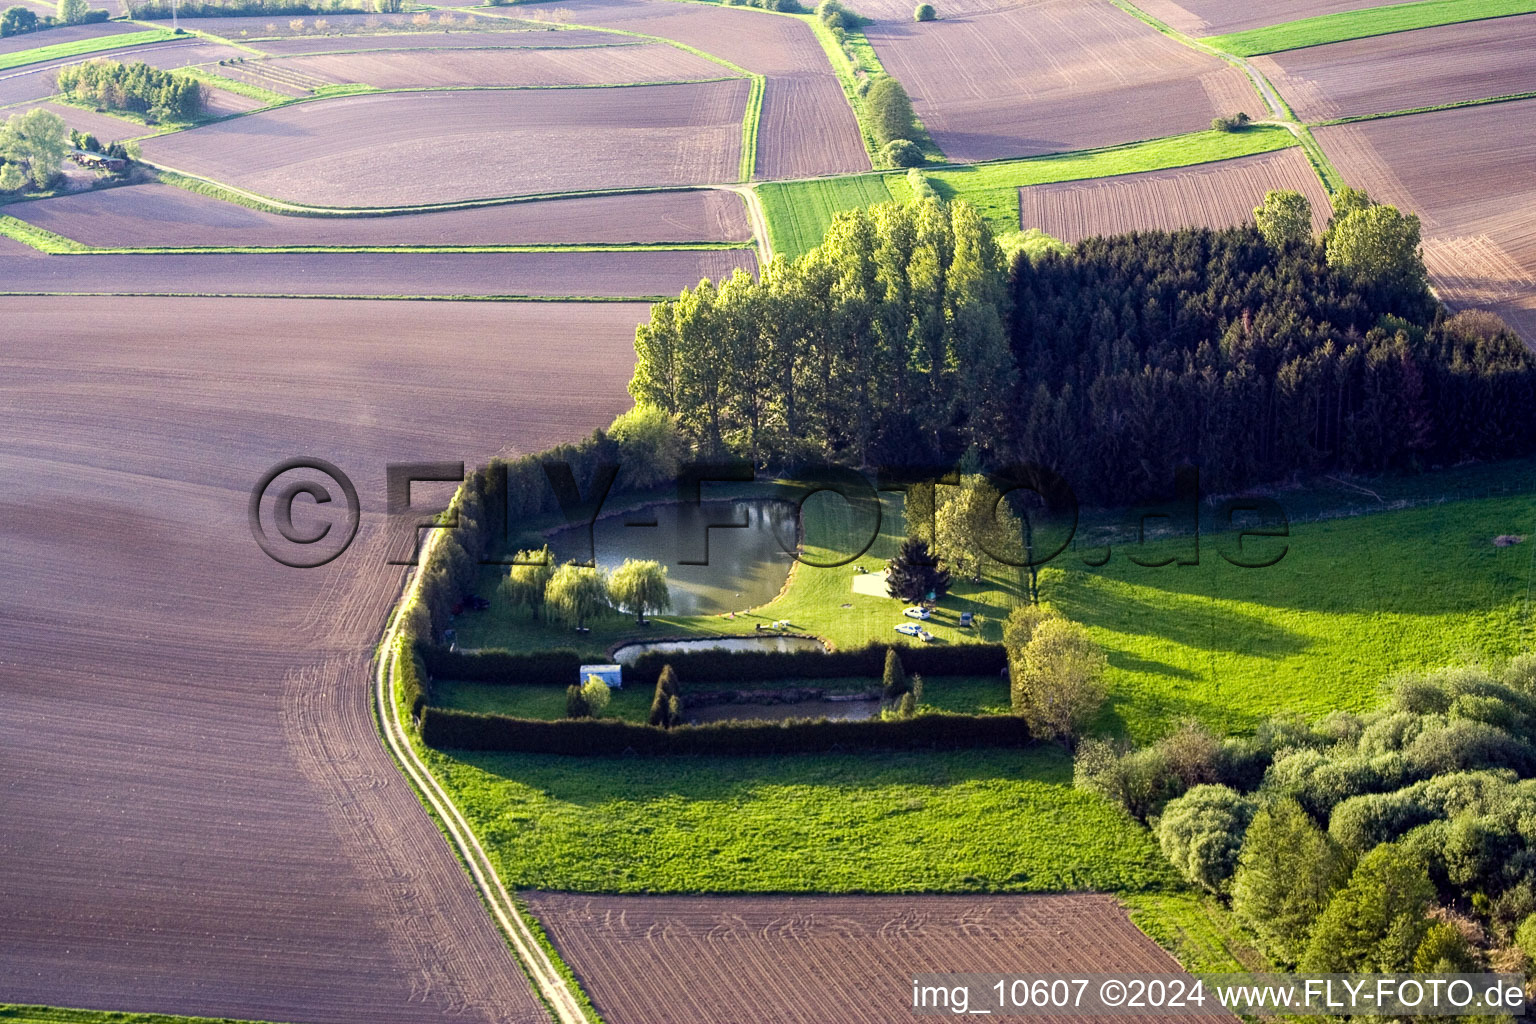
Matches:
[[1134, 0, 1381, 36], [522, 893, 1232, 1024], [864, 0, 1258, 162], [27, 102, 145, 144], [0, 247, 757, 297], [140, 83, 749, 205], [0, 296, 644, 1021], [251, 29, 623, 54], [535, 0, 869, 178], [141, 13, 562, 38], [1253, 14, 1536, 121], [266, 42, 735, 89], [200, 84, 269, 116], [13, 183, 752, 247], [0, 22, 128, 57], [1017, 148, 1331, 243], [1316, 100, 1536, 343], [756, 73, 869, 179]]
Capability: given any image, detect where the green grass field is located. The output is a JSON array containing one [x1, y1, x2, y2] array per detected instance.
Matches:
[[756, 173, 895, 262], [0, 30, 178, 72], [1048, 492, 1536, 742], [755, 126, 1295, 255], [422, 744, 1177, 893], [1205, 0, 1536, 56]]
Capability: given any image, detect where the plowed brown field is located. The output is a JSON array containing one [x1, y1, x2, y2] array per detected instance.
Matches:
[[865, 0, 1257, 161], [0, 247, 757, 297], [250, 29, 623, 54], [1018, 148, 1331, 242], [1316, 100, 1536, 344], [1252, 15, 1536, 121], [140, 83, 749, 205], [0, 20, 125, 55], [0, 297, 644, 1021], [532, 0, 869, 178], [522, 893, 1233, 1024], [267, 42, 734, 89], [14, 183, 752, 247], [1132, 0, 1380, 36]]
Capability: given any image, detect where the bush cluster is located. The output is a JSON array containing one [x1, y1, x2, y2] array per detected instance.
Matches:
[[1211, 111, 1252, 132], [420, 705, 1028, 756], [1083, 659, 1536, 973], [56, 60, 204, 123]]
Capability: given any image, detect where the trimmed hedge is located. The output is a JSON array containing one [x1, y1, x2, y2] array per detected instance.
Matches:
[[395, 638, 430, 718], [420, 645, 582, 684], [419, 641, 1006, 688], [420, 705, 1029, 756]]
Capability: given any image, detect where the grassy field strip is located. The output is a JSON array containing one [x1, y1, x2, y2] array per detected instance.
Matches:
[[177, 66, 291, 105], [738, 72, 764, 182], [1206, 0, 1536, 55], [0, 29, 179, 72], [757, 125, 1297, 256], [757, 172, 894, 261], [1311, 88, 1536, 125], [0, 216, 752, 254], [376, 530, 597, 1024], [150, 164, 746, 217]]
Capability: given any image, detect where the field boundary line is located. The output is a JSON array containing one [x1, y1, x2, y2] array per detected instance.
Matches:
[[0, 290, 673, 301], [371, 529, 594, 1024], [1203, 0, 1536, 56], [0, 215, 753, 254], [146, 163, 751, 216], [1309, 89, 1536, 126]]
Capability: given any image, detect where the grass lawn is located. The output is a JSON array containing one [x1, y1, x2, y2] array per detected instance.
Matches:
[[421, 744, 1177, 893], [452, 486, 1024, 657], [757, 173, 895, 262], [1205, 0, 1536, 55], [0, 30, 178, 71], [1048, 492, 1536, 742]]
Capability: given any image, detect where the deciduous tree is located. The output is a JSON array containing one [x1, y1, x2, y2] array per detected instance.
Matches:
[[608, 559, 670, 625]]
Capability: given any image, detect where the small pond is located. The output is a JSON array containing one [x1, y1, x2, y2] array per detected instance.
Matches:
[[611, 634, 828, 665], [547, 499, 797, 616], [685, 698, 877, 725]]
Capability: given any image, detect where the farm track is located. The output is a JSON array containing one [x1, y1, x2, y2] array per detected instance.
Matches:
[[0, 297, 645, 1021]]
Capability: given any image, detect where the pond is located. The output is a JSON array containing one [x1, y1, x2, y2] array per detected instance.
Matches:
[[548, 499, 797, 616], [611, 634, 828, 665], [685, 697, 877, 725]]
